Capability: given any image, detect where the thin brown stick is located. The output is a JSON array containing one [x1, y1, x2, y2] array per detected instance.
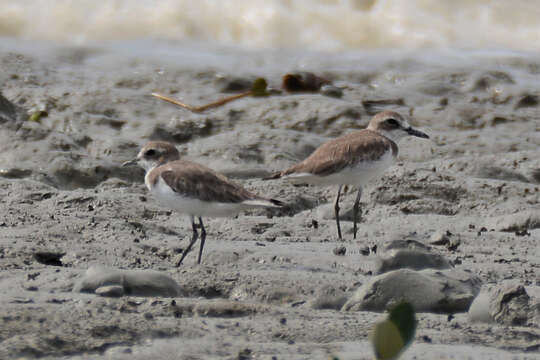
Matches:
[[151, 92, 251, 113]]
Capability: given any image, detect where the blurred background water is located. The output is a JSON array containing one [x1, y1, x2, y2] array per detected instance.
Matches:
[[1, 0, 539, 52]]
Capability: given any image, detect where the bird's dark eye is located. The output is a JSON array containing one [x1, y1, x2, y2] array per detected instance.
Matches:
[[386, 118, 400, 127], [145, 149, 156, 157]]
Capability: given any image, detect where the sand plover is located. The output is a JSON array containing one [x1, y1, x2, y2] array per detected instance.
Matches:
[[123, 141, 283, 266], [265, 111, 429, 239]]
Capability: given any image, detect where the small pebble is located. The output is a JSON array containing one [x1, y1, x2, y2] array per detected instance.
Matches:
[[429, 230, 450, 245], [95, 285, 124, 298], [333, 246, 346, 256], [320, 85, 343, 98]]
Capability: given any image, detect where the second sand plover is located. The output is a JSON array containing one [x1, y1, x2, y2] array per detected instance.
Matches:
[[123, 141, 283, 266], [265, 111, 429, 239]]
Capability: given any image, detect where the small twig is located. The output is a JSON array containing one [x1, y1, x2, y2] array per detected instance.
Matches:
[[151, 91, 251, 113], [152, 78, 268, 113]]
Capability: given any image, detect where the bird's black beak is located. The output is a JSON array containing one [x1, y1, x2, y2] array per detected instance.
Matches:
[[122, 159, 138, 167], [406, 127, 429, 139]]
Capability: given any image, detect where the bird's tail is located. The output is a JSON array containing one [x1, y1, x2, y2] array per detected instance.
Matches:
[[268, 198, 285, 207], [243, 197, 285, 208], [262, 172, 282, 181]]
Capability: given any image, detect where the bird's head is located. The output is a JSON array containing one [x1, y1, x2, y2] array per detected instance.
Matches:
[[368, 111, 429, 143], [122, 141, 180, 171]]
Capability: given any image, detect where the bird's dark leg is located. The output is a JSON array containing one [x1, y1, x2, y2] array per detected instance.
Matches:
[[197, 217, 206, 264], [334, 185, 343, 240], [176, 216, 198, 267], [353, 187, 363, 239]]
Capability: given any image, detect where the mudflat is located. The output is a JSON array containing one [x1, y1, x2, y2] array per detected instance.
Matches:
[[0, 44, 538, 359]]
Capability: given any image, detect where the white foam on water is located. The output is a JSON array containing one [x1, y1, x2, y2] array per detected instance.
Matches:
[[2, 0, 540, 51]]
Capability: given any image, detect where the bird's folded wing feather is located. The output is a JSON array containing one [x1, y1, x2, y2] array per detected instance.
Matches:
[[284, 131, 394, 177], [160, 163, 255, 203]]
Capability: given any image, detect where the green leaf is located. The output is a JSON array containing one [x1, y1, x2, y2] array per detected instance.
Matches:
[[388, 302, 417, 347], [251, 78, 269, 97], [371, 320, 404, 360], [371, 302, 417, 360], [28, 110, 48, 123]]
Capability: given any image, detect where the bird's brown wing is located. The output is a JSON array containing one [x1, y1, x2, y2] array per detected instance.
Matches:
[[159, 161, 256, 203], [282, 130, 397, 177]]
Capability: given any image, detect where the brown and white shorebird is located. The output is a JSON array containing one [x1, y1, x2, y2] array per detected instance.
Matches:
[[123, 141, 283, 266], [265, 111, 429, 240]]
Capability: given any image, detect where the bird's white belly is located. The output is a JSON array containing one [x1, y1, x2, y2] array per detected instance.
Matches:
[[150, 178, 245, 217], [284, 151, 395, 186]]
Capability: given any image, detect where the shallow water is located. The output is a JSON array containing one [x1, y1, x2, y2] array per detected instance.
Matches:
[[2, 0, 540, 51]]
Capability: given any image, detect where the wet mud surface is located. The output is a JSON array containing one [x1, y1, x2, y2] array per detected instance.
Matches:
[[0, 46, 539, 359]]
